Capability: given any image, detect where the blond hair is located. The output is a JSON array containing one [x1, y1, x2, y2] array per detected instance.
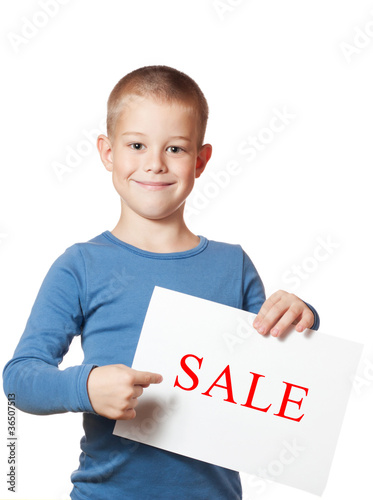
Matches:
[[106, 65, 209, 149]]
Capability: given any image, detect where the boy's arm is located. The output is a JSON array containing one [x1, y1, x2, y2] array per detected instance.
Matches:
[[2, 246, 97, 415], [2, 245, 162, 419], [241, 250, 320, 338]]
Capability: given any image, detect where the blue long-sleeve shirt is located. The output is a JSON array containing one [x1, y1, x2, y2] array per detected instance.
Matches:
[[3, 231, 319, 499]]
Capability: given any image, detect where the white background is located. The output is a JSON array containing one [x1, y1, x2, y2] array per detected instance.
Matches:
[[0, 1, 372, 499]]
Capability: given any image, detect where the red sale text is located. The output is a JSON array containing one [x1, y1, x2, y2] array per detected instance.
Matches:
[[174, 354, 309, 422]]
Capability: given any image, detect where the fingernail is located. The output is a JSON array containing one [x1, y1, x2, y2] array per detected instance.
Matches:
[[271, 328, 279, 337], [258, 326, 265, 334]]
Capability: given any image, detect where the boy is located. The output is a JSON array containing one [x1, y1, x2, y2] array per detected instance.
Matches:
[[3, 65, 319, 499]]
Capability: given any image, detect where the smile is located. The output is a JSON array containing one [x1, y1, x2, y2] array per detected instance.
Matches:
[[133, 180, 175, 191]]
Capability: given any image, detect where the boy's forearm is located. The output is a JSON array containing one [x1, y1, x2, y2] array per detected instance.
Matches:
[[1, 244, 97, 415], [2, 358, 96, 415]]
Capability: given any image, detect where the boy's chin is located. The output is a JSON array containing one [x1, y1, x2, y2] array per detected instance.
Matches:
[[141, 210, 180, 221], [139, 204, 185, 221], [119, 196, 186, 221]]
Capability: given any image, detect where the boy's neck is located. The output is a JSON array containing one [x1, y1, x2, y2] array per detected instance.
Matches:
[[110, 205, 200, 253]]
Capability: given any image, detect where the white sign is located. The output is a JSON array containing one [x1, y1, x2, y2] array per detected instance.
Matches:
[[113, 286, 363, 496]]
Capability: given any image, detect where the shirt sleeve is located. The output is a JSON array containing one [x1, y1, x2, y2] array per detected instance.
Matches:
[[241, 249, 266, 314], [2, 245, 97, 415]]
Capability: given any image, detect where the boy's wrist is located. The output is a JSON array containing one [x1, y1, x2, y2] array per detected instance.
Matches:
[[301, 301, 320, 330]]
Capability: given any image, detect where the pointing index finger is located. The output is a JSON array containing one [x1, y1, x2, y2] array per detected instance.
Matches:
[[133, 370, 163, 386]]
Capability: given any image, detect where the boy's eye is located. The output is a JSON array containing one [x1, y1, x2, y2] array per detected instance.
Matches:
[[129, 143, 145, 150], [166, 146, 184, 154]]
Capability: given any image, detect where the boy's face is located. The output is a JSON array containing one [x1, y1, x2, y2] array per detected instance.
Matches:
[[97, 95, 212, 221]]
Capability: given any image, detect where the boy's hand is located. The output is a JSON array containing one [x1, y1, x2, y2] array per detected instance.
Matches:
[[253, 290, 314, 338], [87, 364, 163, 420]]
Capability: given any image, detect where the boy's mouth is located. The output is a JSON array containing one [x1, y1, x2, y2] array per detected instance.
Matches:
[[133, 180, 175, 191]]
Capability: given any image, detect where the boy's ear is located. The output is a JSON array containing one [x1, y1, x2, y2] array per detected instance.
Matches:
[[97, 134, 113, 172], [195, 143, 212, 178]]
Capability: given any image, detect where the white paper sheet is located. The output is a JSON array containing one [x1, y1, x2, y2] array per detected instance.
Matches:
[[113, 286, 363, 496]]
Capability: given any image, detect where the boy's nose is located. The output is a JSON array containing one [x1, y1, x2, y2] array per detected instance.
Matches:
[[145, 151, 167, 173]]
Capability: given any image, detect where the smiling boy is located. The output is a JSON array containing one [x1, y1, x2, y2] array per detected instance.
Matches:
[[98, 90, 211, 252], [3, 65, 319, 499]]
